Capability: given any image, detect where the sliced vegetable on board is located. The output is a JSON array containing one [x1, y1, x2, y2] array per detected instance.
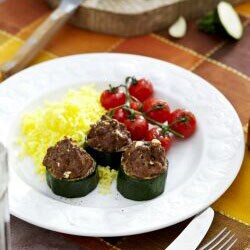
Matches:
[[168, 16, 187, 38], [198, 1, 243, 40]]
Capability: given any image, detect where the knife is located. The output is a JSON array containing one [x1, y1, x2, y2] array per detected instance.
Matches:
[[165, 207, 214, 250], [0, 0, 82, 80]]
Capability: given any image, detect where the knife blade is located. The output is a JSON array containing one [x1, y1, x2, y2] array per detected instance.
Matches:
[[165, 207, 214, 250]]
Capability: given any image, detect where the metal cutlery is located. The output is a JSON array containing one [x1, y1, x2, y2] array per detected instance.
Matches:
[[198, 227, 237, 250], [165, 207, 214, 250], [0, 143, 11, 250], [0, 0, 82, 80], [166, 207, 238, 250]]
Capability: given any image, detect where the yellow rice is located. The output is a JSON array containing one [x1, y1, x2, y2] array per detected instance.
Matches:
[[98, 166, 118, 194], [18, 85, 106, 175]]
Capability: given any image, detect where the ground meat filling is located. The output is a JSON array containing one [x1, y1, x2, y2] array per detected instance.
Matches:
[[122, 139, 167, 179], [87, 115, 132, 152], [43, 138, 95, 180]]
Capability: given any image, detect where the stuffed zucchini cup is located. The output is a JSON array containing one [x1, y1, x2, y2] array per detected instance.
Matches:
[[85, 115, 132, 169], [117, 139, 168, 201], [43, 138, 98, 198]]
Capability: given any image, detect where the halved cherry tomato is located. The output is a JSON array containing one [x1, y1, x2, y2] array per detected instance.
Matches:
[[100, 87, 126, 110], [128, 78, 153, 102], [168, 109, 196, 138], [143, 98, 171, 123], [145, 127, 172, 151], [130, 100, 143, 111], [124, 115, 148, 140], [113, 108, 128, 123]]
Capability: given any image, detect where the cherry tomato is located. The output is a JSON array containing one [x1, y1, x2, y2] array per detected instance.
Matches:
[[113, 108, 128, 123], [145, 127, 172, 151], [128, 78, 153, 102], [124, 115, 148, 140], [130, 100, 143, 111], [143, 98, 171, 123], [168, 109, 197, 138], [100, 87, 126, 110]]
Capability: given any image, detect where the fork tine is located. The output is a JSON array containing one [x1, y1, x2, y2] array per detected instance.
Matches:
[[206, 230, 231, 250], [217, 234, 236, 250], [224, 238, 238, 250], [198, 228, 227, 250]]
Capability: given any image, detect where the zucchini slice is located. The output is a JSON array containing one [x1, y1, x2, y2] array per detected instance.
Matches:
[[84, 143, 122, 170], [168, 16, 187, 38], [198, 1, 243, 40], [117, 167, 167, 201], [46, 166, 99, 198], [217, 1, 243, 40]]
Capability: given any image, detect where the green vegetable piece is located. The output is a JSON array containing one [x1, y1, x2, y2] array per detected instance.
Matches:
[[217, 1, 243, 40], [84, 143, 123, 170], [46, 166, 99, 198], [198, 11, 220, 34], [198, 1, 243, 40], [117, 167, 167, 201]]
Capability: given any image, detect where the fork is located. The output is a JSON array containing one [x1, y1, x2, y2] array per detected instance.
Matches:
[[198, 227, 238, 250], [0, 0, 82, 80]]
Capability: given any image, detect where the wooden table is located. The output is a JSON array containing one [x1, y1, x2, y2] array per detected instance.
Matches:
[[0, 0, 249, 249]]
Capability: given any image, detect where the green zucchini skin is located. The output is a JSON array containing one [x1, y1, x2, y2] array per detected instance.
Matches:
[[117, 167, 167, 201], [84, 144, 122, 170], [46, 166, 99, 198]]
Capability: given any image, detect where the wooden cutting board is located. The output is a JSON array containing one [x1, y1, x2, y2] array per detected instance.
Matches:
[[47, 0, 245, 37]]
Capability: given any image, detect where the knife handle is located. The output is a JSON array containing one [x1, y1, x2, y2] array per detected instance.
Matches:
[[0, 4, 76, 80]]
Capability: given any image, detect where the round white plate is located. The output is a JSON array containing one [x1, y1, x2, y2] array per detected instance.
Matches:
[[0, 53, 244, 237]]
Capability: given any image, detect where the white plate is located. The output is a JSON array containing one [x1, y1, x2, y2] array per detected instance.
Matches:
[[0, 53, 244, 237]]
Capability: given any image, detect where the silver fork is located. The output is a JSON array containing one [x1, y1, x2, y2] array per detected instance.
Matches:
[[198, 227, 238, 250]]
